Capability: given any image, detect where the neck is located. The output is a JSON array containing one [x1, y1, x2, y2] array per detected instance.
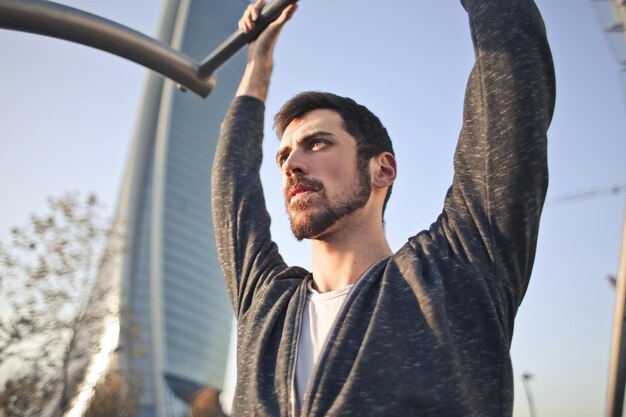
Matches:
[[310, 219, 392, 293]]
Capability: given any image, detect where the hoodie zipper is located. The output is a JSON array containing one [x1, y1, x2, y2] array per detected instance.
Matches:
[[292, 259, 387, 417], [290, 283, 307, 417]]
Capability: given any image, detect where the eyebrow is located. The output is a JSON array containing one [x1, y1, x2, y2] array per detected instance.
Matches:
[[276, 131, 336, 163]]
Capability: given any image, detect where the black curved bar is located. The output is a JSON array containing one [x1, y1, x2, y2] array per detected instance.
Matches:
[[198, 0, 299, 77], [0, 0, 299, 98]]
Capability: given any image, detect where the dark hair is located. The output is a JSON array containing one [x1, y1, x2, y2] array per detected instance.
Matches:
[[274, 91, 395, 216]]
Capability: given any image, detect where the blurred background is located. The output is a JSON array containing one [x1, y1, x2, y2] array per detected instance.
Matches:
[[0, 0, 625, 416]]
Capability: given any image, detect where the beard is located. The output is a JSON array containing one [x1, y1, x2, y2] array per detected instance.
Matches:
[[285, 161, 371, 241]]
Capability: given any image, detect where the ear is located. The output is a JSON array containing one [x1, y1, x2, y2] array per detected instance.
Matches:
[[371, 152, 397, 189]]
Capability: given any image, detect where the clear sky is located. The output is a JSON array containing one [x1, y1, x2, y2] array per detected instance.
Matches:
[[1, 1, 625, 416]]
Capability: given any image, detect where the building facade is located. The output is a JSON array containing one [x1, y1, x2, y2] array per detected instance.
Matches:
[[112, 1, 247, 415]]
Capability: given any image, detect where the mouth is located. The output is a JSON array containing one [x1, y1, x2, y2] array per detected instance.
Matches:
[[286, 179, 322, 203], [289, 185, 316, 202]]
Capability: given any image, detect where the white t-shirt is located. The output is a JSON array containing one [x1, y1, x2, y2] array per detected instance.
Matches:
[[295, 281, 353, 411]]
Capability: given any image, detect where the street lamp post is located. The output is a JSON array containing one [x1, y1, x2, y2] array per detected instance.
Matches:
[[607, 198, 626, 417], [522, 371, 537, 417]]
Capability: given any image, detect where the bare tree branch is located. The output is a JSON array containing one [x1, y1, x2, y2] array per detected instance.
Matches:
[[0, 192, 124, 417]]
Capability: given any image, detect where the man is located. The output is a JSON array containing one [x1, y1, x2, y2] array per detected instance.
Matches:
[[211, 0, 555, 416]]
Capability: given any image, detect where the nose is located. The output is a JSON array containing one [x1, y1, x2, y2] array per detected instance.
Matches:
[[282, 149, 308, 177]]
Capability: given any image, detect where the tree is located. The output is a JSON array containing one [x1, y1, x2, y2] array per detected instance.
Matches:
[[0, 371, 54, 417], [189, 387, 227, 417], [82, 370, 142, 417], [0, 192, 120, 417]]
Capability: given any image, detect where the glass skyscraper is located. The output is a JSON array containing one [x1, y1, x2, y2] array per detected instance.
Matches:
[[112, 1, 247, 415]]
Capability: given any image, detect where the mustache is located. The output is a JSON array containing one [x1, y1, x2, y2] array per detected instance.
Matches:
[[285, 176, 323, 191], [284, 176, 324, 197]]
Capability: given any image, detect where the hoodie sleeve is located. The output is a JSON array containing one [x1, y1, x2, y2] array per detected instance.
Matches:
[[424, 0, 556, 322], [211, 95, 289, 318]]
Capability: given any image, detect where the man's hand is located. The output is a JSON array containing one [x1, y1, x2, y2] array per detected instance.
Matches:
[[235, 0, 297, 101]]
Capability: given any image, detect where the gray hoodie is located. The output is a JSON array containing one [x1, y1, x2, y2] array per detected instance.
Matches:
[[211, 0, 556, 415]]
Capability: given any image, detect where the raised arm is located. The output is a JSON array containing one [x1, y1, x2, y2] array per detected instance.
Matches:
[[211, 1, 297, 317], [429, 0, 556, 323]]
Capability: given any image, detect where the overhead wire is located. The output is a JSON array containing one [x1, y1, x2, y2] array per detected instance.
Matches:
[[547, 184, 626, 206]]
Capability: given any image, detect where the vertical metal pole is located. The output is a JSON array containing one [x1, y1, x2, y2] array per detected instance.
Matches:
[[607, 198, 626, 417], [522, 372, 537, 417]]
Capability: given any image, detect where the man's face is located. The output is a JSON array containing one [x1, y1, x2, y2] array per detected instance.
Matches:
[[277, 109, 371, 241]]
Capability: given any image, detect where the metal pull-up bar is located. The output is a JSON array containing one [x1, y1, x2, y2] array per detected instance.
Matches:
[[0, 0, 298, 98]]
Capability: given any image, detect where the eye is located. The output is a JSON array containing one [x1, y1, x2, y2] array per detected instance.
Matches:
[[277, 153, 288, 167], [311, 140, 328, 150]]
